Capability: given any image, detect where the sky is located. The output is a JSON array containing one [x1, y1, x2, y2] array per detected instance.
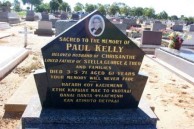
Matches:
[[3, 0, 194, 17]]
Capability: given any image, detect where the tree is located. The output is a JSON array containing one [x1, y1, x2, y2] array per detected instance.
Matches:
[[0, 1, 12, 12], [170, 15, 178, 20], [85, 4, 97, 13], [109, 3, 120, 15], [104, 4, 110, 15], [74, 2, 84, 12], [120, 5, 130, 16], [133, 7, 143, 16], [187, 17, 194, 24], [14, 0, 21, 12], [97, 4, 106, 15], [130, 7, 144, 16], [35, 3, 50, 12], [157, 11, 168, 19], [143, 8, 155, 18], [21, 0, 43, 10], [50, 0, 62, 12], [60, 2, 71, 12]]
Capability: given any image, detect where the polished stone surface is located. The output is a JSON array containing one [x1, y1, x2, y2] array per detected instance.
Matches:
[[22, 96, 157, 129], [36, 10, 147, 109]]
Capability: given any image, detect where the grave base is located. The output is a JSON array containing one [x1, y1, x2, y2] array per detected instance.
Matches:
[[34, 29, 54, 36], [130, 38, 161, 54], [155, 47, 194, 77], [26, 17, 35, 21], [0, 22, 10, 30], [8, 17, 20, 24], [21, 96, 157, 129]]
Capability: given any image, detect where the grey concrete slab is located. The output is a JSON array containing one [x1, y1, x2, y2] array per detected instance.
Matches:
[[4, 74, 38, 112], [0, 46, 29, 80], [154, 47, 194, 84], [0, 22, 10, 30]]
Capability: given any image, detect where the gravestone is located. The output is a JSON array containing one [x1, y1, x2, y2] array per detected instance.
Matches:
[[8, 12, 20, 24], [0, 6, 10, 12], [141, 30, 162, 45], [34, 12, 42, 20], [80, 12, 89, 19], [49, 14, 58, 28], [22, 10, 157, 129], [60, 12, 68, 20], [172, 24, 183, 31], [151, 21, 166, 31], [113, 23, 128, 34], [71, 13, 79, 20], [0, 12, 8, 22], [182, 32, 194, 49], [53, 12, 60, 18], [0, 12, 20, 24], [34, 14, 40, 21], [41, 12, 49, 21], [122, 18, 138, 28], [50, 18, 59, 28], [26, 10, 35, 21], [188, 24, 194, 32], [34, 21, 54, 36], [55, 20, 78, 36]]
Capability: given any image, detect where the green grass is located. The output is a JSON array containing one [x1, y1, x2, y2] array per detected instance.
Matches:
[[17, 11, 26, 17]]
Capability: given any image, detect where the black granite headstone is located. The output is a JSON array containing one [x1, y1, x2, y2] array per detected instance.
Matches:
[[71, 13, 79, 20], [26, 10, 35, 21], [34, 10, 148, 109], [60, 12, 68, 20], [41, 12, 49, 21]]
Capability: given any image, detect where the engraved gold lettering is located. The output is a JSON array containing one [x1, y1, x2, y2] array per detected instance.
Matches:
[[75, 65, 86, 69], [88, 65, 111, 70], [50, 75, 64, 79], [64, 99, 74, 102], [90, 71, 105, 75], [91, 89, 101, 93], [67, 76, 87, 80], [75, 99, 97, 103], [101, 54, 136, 59], [98, 99, 119, 103], [62, 83, 81, 87], [111, 89, 131, 93], [122, 77, 134, 81], [95, 45, 123, 53], [104, 77, 120, 81], [117, 72, 135, 76], [60, 93, 75, 97], [44, 59, 58, 62], [58, 59, 75, 63], [84, 60, 123, 65], [52, 88, 65, 92], [101, 39, 122, 45], [89, 76, 101, 81], [95, 83, 123, 88], [77, 94, 93, 98], [83, 83, 93, 87], [94, 94, 123, 98], [67, 88, 89, 93], [91, 38, 100, 43], [59, 37, 80, 42], [128, 61, 142, 66], [66, 43, 91, 51]]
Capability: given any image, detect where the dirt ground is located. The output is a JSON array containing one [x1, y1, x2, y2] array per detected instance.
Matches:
[[0, 21, 194, 129]]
